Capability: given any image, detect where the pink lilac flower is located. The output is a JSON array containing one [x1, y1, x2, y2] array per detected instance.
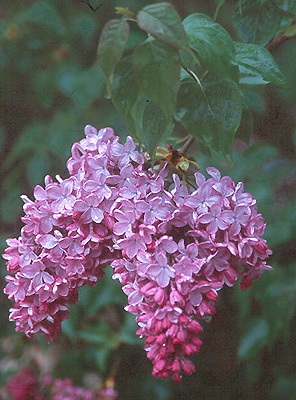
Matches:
[[3, 125, 272, 382], [3, 367, 117, 400], [5, 367, 42, 400], [147, 252, 175, 287]]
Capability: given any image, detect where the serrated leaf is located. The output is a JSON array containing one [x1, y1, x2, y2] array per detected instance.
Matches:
[[235, 42, 287, 88], [175, 75, 242, 158], [137, 2, 190, 50], [183, 13, 237, 80], [112, 56, 140, 134], [233, 0, 284, 46], [97, 19, 129, 80], [141, 101, 169, 158], [133, 40, 180, 116]]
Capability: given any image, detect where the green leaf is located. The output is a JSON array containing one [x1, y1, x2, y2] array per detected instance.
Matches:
[[97, 19, 130, 80], [137, 2, 190, 50], [133, 40, 180, 116], [233, 0, 284, 46], [235, 99, 254, 144], [255, 267, 296, 343], [27, 153, 49, 186], [175, 75, 242, 158], [238, 318, 269, 359], [1, 185, 22, 224], [119, 314, 141, 346], [141, 101, 169, 158], [112, 56, 140, 134], [16, 0, 66, 36], [71, 14, 97, 47], [273, 0, 296, 16], [3, 122, 49, 169], [214, 0, 226, 20], [183, 13, 237, 80], [235, 42, 287, 88]]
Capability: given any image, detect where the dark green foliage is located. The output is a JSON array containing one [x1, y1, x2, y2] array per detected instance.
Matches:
[[176, 75, 242, 158], [97, 19, 130, 81], [133, 40, 180, 116], [183, 13, 237, 80], [232, 0, 285, 46], [234, 42, 287, 87], [137, 2, 190, 50], [102, 1, 286, 159]]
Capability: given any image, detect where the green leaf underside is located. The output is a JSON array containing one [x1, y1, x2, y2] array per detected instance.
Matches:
[[133, 40, 180, 116], [238, 318, 269, 359], [235, 42, 287, 88], [112, 56, 139, 135], [137, 2, 190, 50], [274, 0, 296, 16], [235, 99, 254, 143], [142, 102, 168, 158], [233, 0, 284, 46], [183, 13, 237, 80], [176, 75, 242, 158], [97, 19, 130, 79]]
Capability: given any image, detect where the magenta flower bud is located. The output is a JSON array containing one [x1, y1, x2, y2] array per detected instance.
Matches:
[[180, 359, 195, 375], [167, 324, 179, 337], [156, 334, 167, 345], [177, 329, 187, 343], [188, 320, 203, 334], [154, 287, 166, 305]]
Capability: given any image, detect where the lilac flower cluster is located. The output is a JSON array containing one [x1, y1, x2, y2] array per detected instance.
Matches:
[[3, 367, 117, 400], [52, 379, 117, 400], [3, 125, 272, 381]]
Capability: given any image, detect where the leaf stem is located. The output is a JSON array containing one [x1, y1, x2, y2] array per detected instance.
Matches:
[[179, 135, 195, 155]]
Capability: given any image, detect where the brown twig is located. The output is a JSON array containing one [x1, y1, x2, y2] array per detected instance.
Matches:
[[266, 20, 296, 51], [179, 135, 195, 155]]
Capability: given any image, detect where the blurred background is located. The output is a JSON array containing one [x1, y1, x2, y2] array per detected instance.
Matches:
[[0, 1, 296, 399]]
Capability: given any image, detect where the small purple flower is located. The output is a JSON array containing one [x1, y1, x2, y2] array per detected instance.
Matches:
[[118, 234, 147, 258], [113, 210, 135, 236], [229, 205, 251, 236], [184, 183, 220, 213], [47, 179, 75, 213], [199, 205, 233, 234], [73, 194, 104, 224], [112, 136, 144, 166], [83, 174, 112, 202], [171, 175, 188, 206], [148, 252, 175, 288], [22, 260, 54, 288], [190, 281, 222, 306], [136, 197, 172, 224]]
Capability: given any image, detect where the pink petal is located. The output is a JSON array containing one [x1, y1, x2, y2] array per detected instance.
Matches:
[[91, 208, 103, 223], [39, 234, 58, 249]]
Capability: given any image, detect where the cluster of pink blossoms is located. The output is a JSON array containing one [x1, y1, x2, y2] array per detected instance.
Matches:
[[3, 125, 272, 382], [2, 367, 117, 400]]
